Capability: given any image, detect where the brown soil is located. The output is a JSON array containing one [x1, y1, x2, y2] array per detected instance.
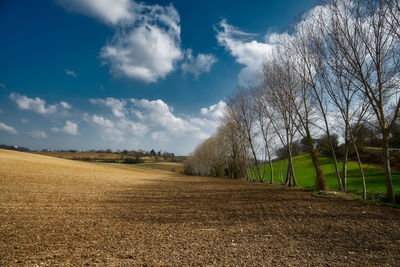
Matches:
[[1, 149, 400, 266]]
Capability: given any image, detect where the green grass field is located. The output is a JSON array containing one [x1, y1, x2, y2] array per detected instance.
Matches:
[[256, 154, 400, 197]]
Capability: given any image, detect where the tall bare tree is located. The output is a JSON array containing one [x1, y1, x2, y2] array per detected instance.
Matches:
[[261, 50, 298, 186], [321, 0, 400, 202], [227, 88, 264, 182], [287, 31, 328, 190], [252, 86, 276, 184]]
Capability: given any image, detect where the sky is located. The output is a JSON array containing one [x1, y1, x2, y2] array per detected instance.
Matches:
[[0, 0, 316, 155]]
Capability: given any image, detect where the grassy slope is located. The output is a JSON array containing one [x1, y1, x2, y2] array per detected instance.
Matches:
[[258, 154, 400, 195]]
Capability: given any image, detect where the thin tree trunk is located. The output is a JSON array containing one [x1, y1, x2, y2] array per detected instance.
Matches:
[[285, 129, 296, 186], [248, 133, 263, 183], [314, 91, 343, 190], [326, 130, 343, 190], [288, 137, 297, 186], [266, 144, 274, 184], [382, 131, 396, 203], [342, 141, 349, 191], [349, 127, 367, 200], [260, 123, 273, 184], [287, 152, 296, 186], [306, 129, 326, 190], [310, 142, 326, 191]]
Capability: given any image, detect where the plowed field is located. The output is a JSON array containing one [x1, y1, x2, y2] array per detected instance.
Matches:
[[1, 149, 399, 266]]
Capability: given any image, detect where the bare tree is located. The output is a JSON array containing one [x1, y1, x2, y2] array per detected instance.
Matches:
[[287, 30, 328, 190], [252, 86, 275, 184], [261, 50, 298, 186], [321, 0, 400, 202], [226, 88, 264, 182]]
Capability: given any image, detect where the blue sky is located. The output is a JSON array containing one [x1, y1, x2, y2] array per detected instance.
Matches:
[[0, 0, 315, 154]]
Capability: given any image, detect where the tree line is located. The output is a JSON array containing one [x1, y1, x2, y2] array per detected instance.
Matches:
[[184, 0, 400, 203]]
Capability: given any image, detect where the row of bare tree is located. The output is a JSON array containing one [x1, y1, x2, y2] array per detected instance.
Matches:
[[185, 0, 400, 203]]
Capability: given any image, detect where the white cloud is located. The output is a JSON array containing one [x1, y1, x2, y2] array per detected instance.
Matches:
[[101, 127, 125, 142], [87, 97, 226, 150], [64, 69, 77, 78], [52, 121, 78, 135], [56, 0, 136, 25], [9, 93, 71, 116], [92, 114, 114, 128], [129, 98, 225, 140], [181, 49, 217, 79], [86, 112, 148, 142], [58, 0, 213, 82], [0, 122, 17, 135], [10, 93, 58, 115], [215, 19, 276, 84], [29, 130, 48, 139], [152, 131, 170, 142], [89, 97, 126, 118], [60, 101, 72, 109], [200, 101, 227, 120], [0, 83, 5, 88], [100, 5, 183, 83], [117, 118, 148, 138], [21, 118, 28, 123]]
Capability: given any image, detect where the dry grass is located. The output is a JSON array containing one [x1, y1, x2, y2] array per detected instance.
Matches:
[[1, 149, 400, 266]]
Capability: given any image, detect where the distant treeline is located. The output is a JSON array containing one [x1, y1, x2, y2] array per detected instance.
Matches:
[[0, 144, 31, 152], [70, 156, 144, 164]]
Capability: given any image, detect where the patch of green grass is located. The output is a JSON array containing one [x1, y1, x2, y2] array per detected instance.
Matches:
[[254, 154, 400, 196]]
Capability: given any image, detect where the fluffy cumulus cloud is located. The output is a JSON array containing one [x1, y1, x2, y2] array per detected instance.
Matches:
[[0, 122, 17, 135], [89, 98, 126, 118], [56, 0, 136, 25], [52, 121, 78, 135], [10, 93, 72, 116], [91, 114, 114, 128], [181, 49, 217, 79], [101, 21, 183, 82], [58, 0, 215, 82], [87, 97, 226, 151], [200, 101, 227, 120], [215, 19, 276, 84], [60, 101, 72, 109], [29, 130, 48, 139]]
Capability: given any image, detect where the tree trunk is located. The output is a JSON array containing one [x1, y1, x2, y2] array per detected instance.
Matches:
[[285, 129, 296, 186], [320, 107, 343, 190], [306, 130, 326, 190], [349, 128, 367, 200], [248, 133, 263, 183], [326, 132, 342, 190], [342, 143, 349, 191], [382, 131, 396, 203], [341, 131, 349, 191], [266, 144, 274, 184], [287, 152, 296, 186]]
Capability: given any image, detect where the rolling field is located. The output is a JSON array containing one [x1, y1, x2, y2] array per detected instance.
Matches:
[[1, 149, 400, 265]]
